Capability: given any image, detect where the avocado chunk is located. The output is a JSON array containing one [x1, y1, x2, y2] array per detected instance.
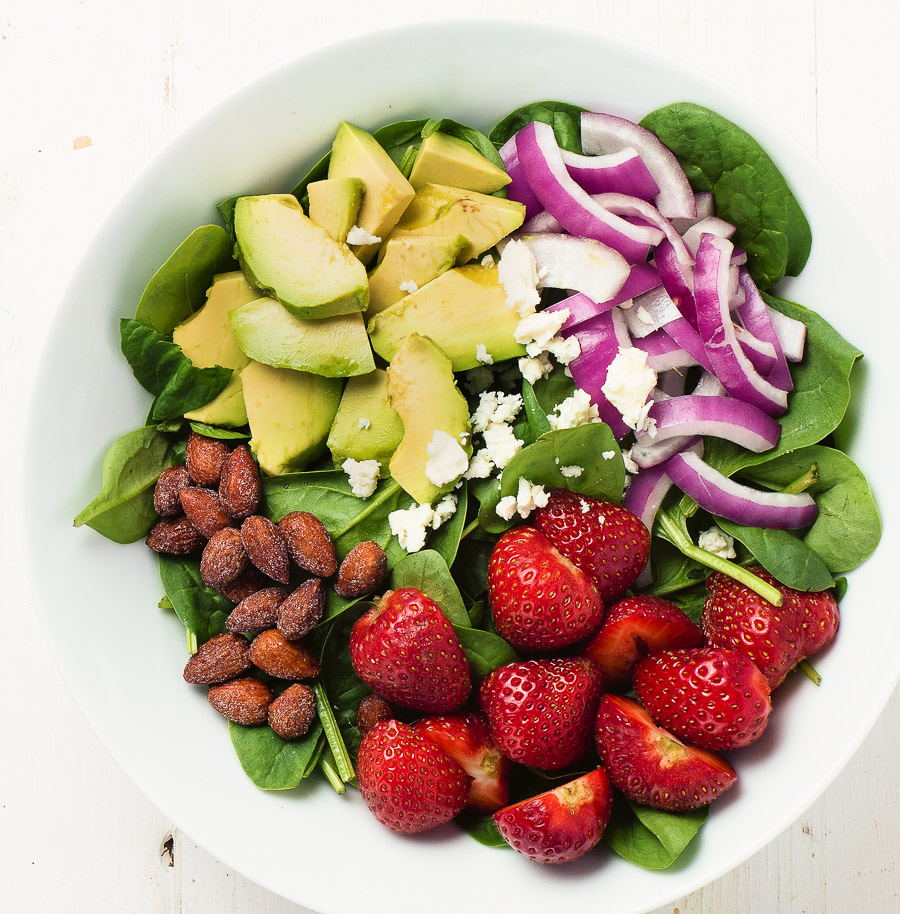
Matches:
[[367, 233, 467, 316], [234, 193, 368, 319], [328, 123, 415, 265], [307, 177, 364, 243], [241, 360, 342, 476], [387, 335, 472, 505], [409, 131, 512, 194], [172, 271, 259, 426], [368, 265, 526, 371], [229, 296, 374, 378], [327, 369, 404, 473], [392, 184, 525, 264]]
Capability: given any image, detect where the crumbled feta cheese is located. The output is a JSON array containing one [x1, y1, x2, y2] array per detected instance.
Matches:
[[463, 366, 495, 395], [357, 417, 371, 430], [621, 449, 639, 475], [559, 465, 583, 478], [464, 449, 495, 480], [424, 430, 470, 487], [346, 225, 381, 245], [636, 305, 654, 326], [398, 279, 419, 294], [602, 450, 616, 460], [579, 498, 591, 514], [480, 253, 496, 268], [601, 347, 658, 432], [698, 526, 737, 559], [495, 477, 550, 521], [564, 366, 573, 378], [431, 494, 459, 529], [548, 389, 600, 430], [483, 422, 523, 470], [341, 458, 381, 499], [475, 343, 494, 365], [546, 335, 581, 365], [518, 353, 553, 385], [495, 495, 518, 521], [492, 392, 523, 425], [498, 239, 541, 317], [514, 309, 570, 351], [470, 391, 522, 433], [388, 503, 435, 553]]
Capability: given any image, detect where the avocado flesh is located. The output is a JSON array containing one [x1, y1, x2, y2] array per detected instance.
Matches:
[[367, 233, 467, 316], [328, 122, 415, 265], [387, 335, 472, 505], [234, 193, 368, 319], [229, 296, 374, 378], [392, 183, 525, 264], [368, 265, 526, 371], [241, 360, 342, 476], [173, 271, 259, 426], [409, 131, 512, 194], [327, 369, 404, 474], [307, 177, 364, 243]]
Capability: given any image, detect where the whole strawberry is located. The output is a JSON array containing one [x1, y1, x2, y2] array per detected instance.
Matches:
[[356, 719, 469, 834], [533, 490, 650, 603], [634, 647, 771, 751], [488, 527, 604, 652], [479, 658, 603, 770], [350, 588, 471, 713]]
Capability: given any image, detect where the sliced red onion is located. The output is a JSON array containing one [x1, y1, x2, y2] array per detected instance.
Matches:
[[695, 192, 715, 219], [592, 193, 693, 266], [734, 325, 777, 376], [631, 433, 698, 470], [521, 209, 564, 233], [683, 216, 736, 256], [630, 287, 714, 372], [623, 462, 673, 532], [499, 137, 542, 219], [664, 450, 817, 529], [767, 307, 808, 363], [654, 238, 698, 328], [731, 248, 748, 266], [632, 329, 699, 372], [692, 371, 727, 397], [560, 147, 660, 200]]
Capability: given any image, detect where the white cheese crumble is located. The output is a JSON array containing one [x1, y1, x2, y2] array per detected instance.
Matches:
[[432, 493, 459, 529], [548, 389, 600, 430], [424, 430, 470, 487], [498, 239, 541, 318], [482, 422, 523, 470], [546, 335, 581, 365], [515, 309, 570, 353], [698, 526, 737, 559], [518, 353, 552, 386], [621, 449, 640, 475], [357, 417, 371, 430], [464, 449, 495, 479], [559, 465, 583, 478], [579, 498, 591, 514], [341, 458, 381, 499], [470, 390, 522, 433], [475, 343, 494, 365], [601, 347, 658, 432], [480, 253, 496, 268], [398, 279, 419, 294], [388, 503, 435, 553], [346, 225, 381, 245], [602, 450, 616, 460], [496, 478, 551, 521]]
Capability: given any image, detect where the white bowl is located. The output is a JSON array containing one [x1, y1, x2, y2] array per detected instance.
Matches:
[[24, 20, 899, 914]]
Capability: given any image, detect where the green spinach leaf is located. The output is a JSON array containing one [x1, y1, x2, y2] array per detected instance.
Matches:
[[605, 799, 707, 869], [490, 100, 586, 153], [453, 537, 494, 603], [216, 196, 240, 242], [521, 380, 552, 439], [455, 810, 508, 848], [188, 422, 250, 440], [228, 720, 325, 790], [532, 368, 576, 415], [833, 576, 848, 602], [427, 480, 468, 566], [641, 539, 709, 597], [391, 550, 470, 627], [453, 625, 519, 682], [158, 555, 230, 644], [470, 477, 514, 535]]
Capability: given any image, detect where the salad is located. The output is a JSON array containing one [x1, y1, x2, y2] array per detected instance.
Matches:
[[74, 99, 881, 869]]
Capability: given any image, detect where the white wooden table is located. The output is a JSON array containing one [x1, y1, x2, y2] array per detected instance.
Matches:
[[3, 1, 898, 911]]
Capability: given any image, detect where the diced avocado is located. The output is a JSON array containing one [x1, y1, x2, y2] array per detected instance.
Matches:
[[393, 184, 525, 264], [368, 265, 526, 370], [173, 271, 258, 426], [327, 370, 404, 474], [387, 335, 472, 505], [229, 296, 374, 378], [307, 177, 364, 243], [328, 122, 415, 265], [409, 131, 512, 194], [367, 233, 467, 316], [234, 194, 368, 319], [241, 360, 342, 476]]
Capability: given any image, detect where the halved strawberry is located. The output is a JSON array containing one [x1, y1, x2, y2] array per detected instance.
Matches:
[[596, 694, 737, 810]]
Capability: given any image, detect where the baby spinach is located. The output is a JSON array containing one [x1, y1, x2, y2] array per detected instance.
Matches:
[[188, 421, 250, 440], [456, 810, 508, 848], [427, 480, 468, 566], [521, 380, 552, 439], [604, 798, 707, 869], [134, 224, 234, 334], [470, 477, 514, 535], [490, 100, 586, 154], [639, 103, 811, 290], [391, 550, 470, 627], [452, 625, 519, 682], [834, 576, 848, 602], [158, 555, 230, 644], [453, 537, 493, 603], [74, 425, 177, 543], [228, 720, 325, 790], [216, 196, 240, 242], [532, 368, 576, 415], [641, 540, 709, 597]]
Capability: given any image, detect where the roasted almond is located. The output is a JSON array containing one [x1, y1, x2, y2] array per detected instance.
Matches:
[[146, 516, 205, 555], [200, 527, 246, 589], [208, 677, 272, 725], [249, 629, 321, 680], [185, 431, 231, 487], [278, 511, 338, 578], [180, 487, 233, 538], [226, 587, 287, 633], [357, 694, 394, 734], [217, 566, 268, 603], [154, 465, 192, 516], [277, 578, 325, 641], [219, 445, 260, 519], [183, 632, 251, 684], [268, 684, 318, 740], [241, 515, 290, 584], [334, 541, 388, 598]]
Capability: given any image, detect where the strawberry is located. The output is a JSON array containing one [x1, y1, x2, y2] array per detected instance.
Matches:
[[479, 658, 603, 770], [596, 694, 737, 810], [492, 767, 614, 864], [349, 588, 471, 713], [356, 719, 469, 834], [487, 526, 604, 652], [413, 711, 510, 813], [582, 595, 704, 691], [633, 647, 771, 751], [703, 569, 839, 689], [533, 490, 650, 603]]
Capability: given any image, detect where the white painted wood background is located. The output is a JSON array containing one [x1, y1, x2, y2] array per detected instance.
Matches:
[[2, 0, 898, 911]]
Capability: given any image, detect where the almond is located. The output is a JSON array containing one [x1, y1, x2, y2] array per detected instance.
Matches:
[[268, 683, 318, 740], [277, 578, 325, 641], [219, 445, 260, 519], [154, 465, 192, 516], [357, 694, 394, 735], [180, 487, 233, 538], [334, 541, 388, 598], [185, 432, 231, 487], [278, 511, 338, 578], [217, 566, 268, 603], [208, 677, 272, 725], [200, 527, 246, 588], [183, 632, 251, 684], [146, 516, 205, 555], [249, 629, 321, 680], [241, 515, 290, 584], [226, 587, 287, 633]]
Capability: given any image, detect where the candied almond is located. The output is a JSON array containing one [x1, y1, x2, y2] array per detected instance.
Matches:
[[146, 516, 205, 555], [218, 566, 268, 603], [249, 629, 321, 680], [208, 677, 272, 725], [278, 511, 338, 577], [183, 632, 251, 685], [268, 684, 318, 740], [185, 432, 231, 487], [154, 466, 192, 516], [200, 527, 246, 589], [180, 487, 233, 538], [277, 578, 325, 641], [241, 515, 290, 584], [357, 694, 394, 734], [219, 445, 260, 519], [226, 587, 287, 633], [335, 541, 388, 598]]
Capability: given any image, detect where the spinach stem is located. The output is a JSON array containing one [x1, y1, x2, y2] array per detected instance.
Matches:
[[331, 480, 401, 539], [798, 659, 822, 686], [459, 519, 480, 541], [314, 681, 356, 783], [319, 754, 347, 794], [186, 628, 198, 654], [782, 464, 819, 495]]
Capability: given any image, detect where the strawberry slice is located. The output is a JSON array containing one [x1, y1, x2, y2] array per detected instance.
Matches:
[[596, 694, 737, 810], [582, 595, 704, 691], [413, 712, 510, 813], [493, 767, 614, 864]]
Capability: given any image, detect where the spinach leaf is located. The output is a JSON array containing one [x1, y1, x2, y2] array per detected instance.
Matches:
[[454, 537, 494, 603], [641, 540, 709, 597], [521, 380, 552, 439], [639, 103, 811, 290], [532, 368, 576, 415], [228, 720, 325, 790], [453, 625, 519, 682], [74, 426, 177, 543], [391, 550, 470, 627], [134, 225, 234, 334], [833, 576, 848, 602], [216, 196, 240, 242], [120, 319, 233, 421], [668, 586, 709, 626], [427, 480, 467, 566], [605, 799, 707, 869], [470, 477, 514, 535], [490, 100, 586, 153], [455, 810, 508, 848], [188, 422, 250, 440], [158, 555, 230, 644]]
